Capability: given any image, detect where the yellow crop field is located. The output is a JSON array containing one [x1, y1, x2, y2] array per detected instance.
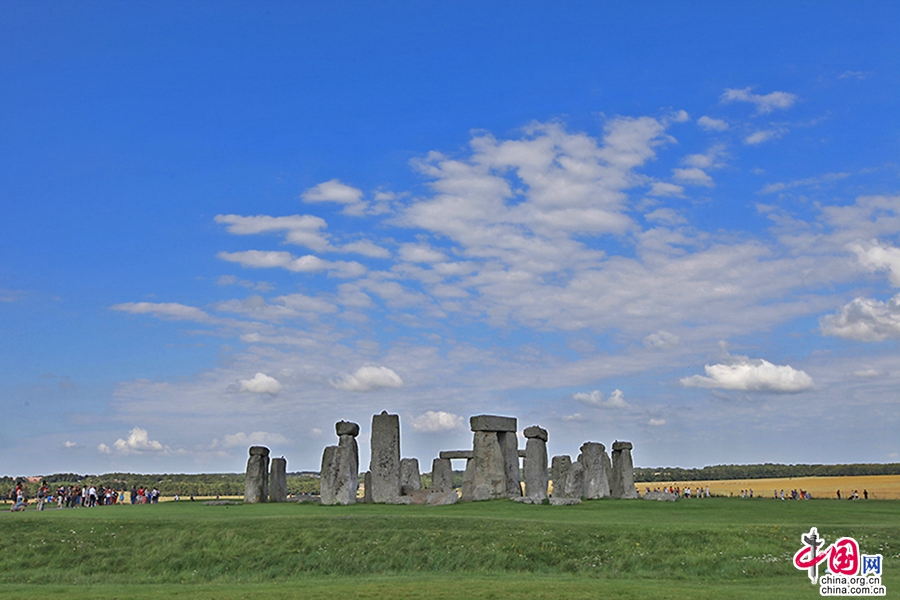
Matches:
[[641, 474, 900, 500]]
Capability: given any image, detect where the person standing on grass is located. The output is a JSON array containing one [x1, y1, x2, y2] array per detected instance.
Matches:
[[864, 489, 868, 500], [36, 484, 46, 511]]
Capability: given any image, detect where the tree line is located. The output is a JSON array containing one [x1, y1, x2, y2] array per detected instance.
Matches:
[[633, 462, 900, 482]]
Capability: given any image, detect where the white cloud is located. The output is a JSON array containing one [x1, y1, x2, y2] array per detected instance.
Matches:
[[217, 431, 288, 448], [697, 116, 728, 131], [745, 129, 783, 145], [111, 427, 167, 454], [721, 87, 798, 114], [648, 418, 666, 426], [573, 389, 628, 408], [301, 179, 366, 215], [647, 182, 684, 197], [672, 167, 714, 187], [110, 302, 211, 322], [680, 356, 814, 393], [331, 366, 404, 392], [759, 171, 850, 195], [98, 443, 111, 454], [820, 294, 900, 342], [238, 372, 283, 395], [339, 240, 391, 258], [848, 240, 900, 286], [214, 214, 330, 251], [410, 410, 464, 432], [561, 413, 585, 422], [644, 330, 680, 349], [217, 250, 366, 278], [399, 243, 447, 264], [854, 369, 880, 378], [64, 441, 78, 448]]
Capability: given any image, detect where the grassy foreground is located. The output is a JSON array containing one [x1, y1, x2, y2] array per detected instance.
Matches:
[[1, 498, 897, 599]]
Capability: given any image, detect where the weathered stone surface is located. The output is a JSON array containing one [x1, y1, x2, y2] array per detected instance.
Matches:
[[369, 412, 400, 503], [363, 471, 373, 503], [550, 455, 571, 497], [611, 440, 639, 499], [581, 442, 611, 500], [399, 458, 421, 494], [524, 437, 548, 500], [549, 497, 582, 506], [431, 458, 453, 492], [268, 457, 287, 503], [469, 414, 517, 432], [426, 489, 459, 505], [319, 435, 359, 505], [460, 457, 475, 501], [471, 431, 506, 499], [335, 420, 360, 437], [439, 450, 474, 460], [523, 425, 548, 441], [563, 461, 584, 499], [244, 446, 270, 503], [498, 431, 521, 498]]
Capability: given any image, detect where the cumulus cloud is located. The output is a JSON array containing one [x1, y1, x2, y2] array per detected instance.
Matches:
[[214, 214, 330, 251], [721, 87, 797, 114], [217, 431, 288, 448], [672, 167, 714, 187], [238, 372, 283, 395], [217, 250, 366, 278], [820, 294, 900, 342], [111, 302, 212, 322], [301, 179, 366, 215], [745, 129, 783, 145], [849, 240, 900, 286], [574, 389, 628, 408], [111, 427, 167, 454], [680, 356, 814, 393], [64, 441, 78, 448], [331, 366, 404, 392], [697, 116, 728, 131], [410, 410, 464, 432], [648, 418, 666, 426], [98, 443, 111, 454]]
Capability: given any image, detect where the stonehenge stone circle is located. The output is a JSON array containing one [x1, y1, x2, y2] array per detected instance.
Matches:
[[469, 414, 516, 432], [369, 411, 401, 503], [244, 445, 270, 504], [431, 457, 453, 492], [581, 442, 611, 500], [400, 457, 421, 495], [550, 455, 571, 497], [611, 441, 639, 499], [523, 426, 548, 500], [268, 457, 287, 502]]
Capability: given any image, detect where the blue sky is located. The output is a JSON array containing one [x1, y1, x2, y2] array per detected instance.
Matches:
[[2, 2, 900, 476]]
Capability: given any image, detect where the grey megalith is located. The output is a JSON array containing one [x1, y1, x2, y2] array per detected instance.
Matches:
[[581, 442, 611, 499], [268, 457, 287, 502], [523, 426, 548, 500], [244, 445, 269, 503], [611, 441, 639, 499], [400, 457, 421, 495], [431, 457, 453, 492], [550, 455, 571, 497], [369, 411, 401, 503], [320, 421, 360, 505], [564, 460, 585, 499]]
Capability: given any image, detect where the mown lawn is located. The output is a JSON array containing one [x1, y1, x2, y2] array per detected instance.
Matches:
[[1, 498, 897, 599]]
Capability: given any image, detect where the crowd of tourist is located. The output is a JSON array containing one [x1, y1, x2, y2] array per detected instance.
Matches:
[[8, 483, 162, 511], [644, 485, 711, 498]]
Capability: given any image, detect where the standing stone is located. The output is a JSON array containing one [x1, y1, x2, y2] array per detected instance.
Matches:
[[369, 411, 401, 503], [320, 421, 360, 505], [611, 441, 639, 499], [461, 457, 476, 501], [400, 458, 421, 495], [431, 458, 453, 492], [363, 471, 373, 503], [244, 446, 270, 503], [523, 426, 548, 500], [269, 457, 287, 502], [564, 460, 585, 499], [498, 431, 521, 498], [581, 442, 611, 499], [472, 431, 506, 500], [550, 455, 571, 497]]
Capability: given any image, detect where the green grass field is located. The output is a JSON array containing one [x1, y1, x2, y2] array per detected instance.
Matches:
[[1, 498, 896, 599]]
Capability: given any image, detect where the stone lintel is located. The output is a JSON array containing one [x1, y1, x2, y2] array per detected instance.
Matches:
[[612, 441, 633, 451], [469, 414, 517, 432], [336, 421, 360, 437], [249, 445, 270, 456], [518, 449, 527, 458], [523, 425, 548, 441], [440, 450, 474, 460]]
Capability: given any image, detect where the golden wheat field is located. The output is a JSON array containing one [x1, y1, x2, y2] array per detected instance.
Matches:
[[639, 474, 900, 499]]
